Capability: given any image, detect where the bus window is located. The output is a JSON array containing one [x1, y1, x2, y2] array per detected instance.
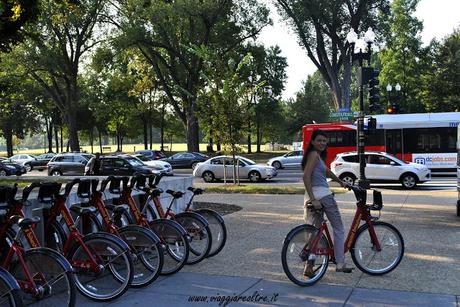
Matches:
[[404, 127, 456, 153], [323, 130, 355, 147]]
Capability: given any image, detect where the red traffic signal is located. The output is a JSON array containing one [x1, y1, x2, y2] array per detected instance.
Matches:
[[387, 106, 394, 114]]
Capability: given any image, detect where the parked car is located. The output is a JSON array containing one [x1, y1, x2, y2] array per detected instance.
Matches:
[[163, 152, 209, 169], [134, 150, 166, 160], [267, 150, 303, 169], [132, 154, 173, 176], [193, 155, 277, 183], [8, 154, 37, 172], [30, 153, 56, 171], [98, 155, 162, 176], [331, 151, 431, 189], [47, 153, 94, 176], [0, 160, 26, 176]]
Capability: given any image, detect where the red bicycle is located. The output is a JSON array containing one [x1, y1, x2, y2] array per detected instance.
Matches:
[[67, 178, 164, 288], [84, 176, 190, 275], [281, 185, 404, 286], [0, 184, 76, 306], [30, 181, 135, 301]]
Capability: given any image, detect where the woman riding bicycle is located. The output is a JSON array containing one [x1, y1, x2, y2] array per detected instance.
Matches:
[[302, 129, 353, 276]]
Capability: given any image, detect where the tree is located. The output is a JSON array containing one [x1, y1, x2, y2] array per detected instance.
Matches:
[[286, 71, 332, 138], [19, 0, 109, 151], [0, 0, 38, 52], [378, 0, 427, 113], [114, 0, 270, 152], [421, 29, 460, 112], [275, 0, 389, 110]]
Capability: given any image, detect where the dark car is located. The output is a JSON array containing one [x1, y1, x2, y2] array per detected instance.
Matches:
[[162, 152, 209, 169], [30, 153, 56, 171], [0, 160, 26, 176], [47, 153, 94, 176], [99, 155, 159, 176], [135, 150, 166, 160]]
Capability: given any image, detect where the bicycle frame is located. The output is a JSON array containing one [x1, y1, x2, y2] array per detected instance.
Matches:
[[88, 192, 120, 236], [44, 195, 101, 272], [307, 196, 382, 263]]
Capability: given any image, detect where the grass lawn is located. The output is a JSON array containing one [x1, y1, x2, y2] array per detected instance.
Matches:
[[194, 184, 348, 195]]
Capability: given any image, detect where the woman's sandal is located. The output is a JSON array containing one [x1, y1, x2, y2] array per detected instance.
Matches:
[[335, 265, 354, 273], [303, 263, 315, 278]]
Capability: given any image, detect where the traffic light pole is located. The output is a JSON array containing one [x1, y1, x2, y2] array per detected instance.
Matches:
[[357, 59, 370, 189]]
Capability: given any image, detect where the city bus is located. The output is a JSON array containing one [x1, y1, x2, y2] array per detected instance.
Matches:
[[457, 125, 459, 216], [302, 112, 460, 172]]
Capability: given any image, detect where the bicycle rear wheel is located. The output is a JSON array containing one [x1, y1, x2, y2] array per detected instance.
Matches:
[[10, 248, 76, 306], [67, 233, 133, 301], [194, 209, 227, 258], [281, 224, 329, 286], [118, 225, 163, 287], [174, 213, 211, 265], [148, 220, 189, 275], [0, 267, 23, 307], [351, 221, 404, 275]]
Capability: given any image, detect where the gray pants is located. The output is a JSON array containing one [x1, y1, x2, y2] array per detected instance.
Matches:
[[303, 194, 346, 264]]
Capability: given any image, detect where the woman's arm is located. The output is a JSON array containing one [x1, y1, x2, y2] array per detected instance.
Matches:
[[303, 151, 319, 202], [326, 168, 346, 187]]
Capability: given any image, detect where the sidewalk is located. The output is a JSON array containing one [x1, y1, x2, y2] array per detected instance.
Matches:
[[76, 271, 458, 307]]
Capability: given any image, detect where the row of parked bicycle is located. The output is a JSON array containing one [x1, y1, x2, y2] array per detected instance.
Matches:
[[0, 173, 226, 306]]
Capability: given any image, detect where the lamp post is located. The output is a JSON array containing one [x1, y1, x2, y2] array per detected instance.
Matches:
[[347, 27, 375, 188]]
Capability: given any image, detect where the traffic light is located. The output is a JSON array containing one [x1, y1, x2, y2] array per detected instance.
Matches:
[[368, 117, 377, 134], [368, 69, 380, 112], [391, 101, 399, 113], [387, 105, 394, 114]]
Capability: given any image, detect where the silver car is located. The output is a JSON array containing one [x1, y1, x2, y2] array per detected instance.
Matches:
[[267, 150, 303, 169], [193, 155, 277, 183]]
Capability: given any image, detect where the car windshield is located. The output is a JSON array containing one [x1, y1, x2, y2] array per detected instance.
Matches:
[[385, 154, 408, 164], [135, 155, 149, 161], [238, 157, 256, 165], [126, 157, 144, 166]]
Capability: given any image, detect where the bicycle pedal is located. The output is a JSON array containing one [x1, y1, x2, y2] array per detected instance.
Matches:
[[371, 216, 379, 221]]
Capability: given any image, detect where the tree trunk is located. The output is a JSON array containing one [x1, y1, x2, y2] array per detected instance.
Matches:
[[186, 112, 200, 152], [46, 118, 53, 153], [98, 130, 103, 153], [143, 118, 148, 150], [89, 128, 94, 154], [54, 124, 59, 153], [216, 141, 221, 152], [256, 119, 261, 153], [60, 126, 63, 152], [67, 112, 80, 152], [160, 102, 165, 151], [342, 59, 352, 110], [3, 126, 13, 157], [149, 123, 153, 150]]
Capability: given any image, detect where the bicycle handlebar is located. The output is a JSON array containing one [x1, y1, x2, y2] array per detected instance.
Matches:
[[64, 178, 81, 197], [100, 176, 129, 193], [22, 181, 42, 202]]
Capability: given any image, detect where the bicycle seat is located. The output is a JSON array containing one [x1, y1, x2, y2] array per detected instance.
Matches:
[[70, 205, 97, 216], [105, 204, 129, 214], [11, 216, 41, 228], [166, 190, 184, 199], [150, 188, 163, 197], [187, 187, 204, 195]]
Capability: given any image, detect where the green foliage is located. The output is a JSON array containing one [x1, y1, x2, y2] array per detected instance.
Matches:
[[0, 0, 38, 51], [285, 71, 332, 138], [420, 29, 460, 112], [378, 0, 427, 113]]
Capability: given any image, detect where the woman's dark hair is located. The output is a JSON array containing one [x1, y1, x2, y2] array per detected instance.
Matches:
[[301, 130, 327, 170]]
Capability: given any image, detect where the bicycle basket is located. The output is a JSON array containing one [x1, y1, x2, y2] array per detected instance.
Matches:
[[371, 190, 383, 210]]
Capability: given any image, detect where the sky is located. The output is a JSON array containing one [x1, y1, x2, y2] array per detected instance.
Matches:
[[257, 0, 460, 100]]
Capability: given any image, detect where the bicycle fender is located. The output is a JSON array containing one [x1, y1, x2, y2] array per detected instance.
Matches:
[[0, 267, 20, 290], [194, 208, 225, 224], [175, 211, 209, 227], [118, 225, 161, 244], [284, 224, 320, 242], [148, 219, 188, 236], [26, 247, 74, 272], [82, 231, 131, 251]]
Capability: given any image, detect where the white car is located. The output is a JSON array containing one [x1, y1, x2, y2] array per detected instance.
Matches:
[[331, 151, 431, 189], [193, 155, 277, 183], [8, 154, 37, 172], [267, 150, 303, 169], [133, 154, 173, 176]]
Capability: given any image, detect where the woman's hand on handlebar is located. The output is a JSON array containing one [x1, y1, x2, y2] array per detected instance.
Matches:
[[312, 199, 322, 210]]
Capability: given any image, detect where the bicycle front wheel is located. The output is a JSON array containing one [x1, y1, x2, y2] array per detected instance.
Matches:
[[351, 221, 404, 275], [194, 209, 227, 258], [10, 248, 76, 306], [68, 234, 133, 301], [118, 225, 164, 287], [281, 224, 329, 287], [174, 213, 211, 265], [148, 220, 189, 275], [0, 267, 23, 307]]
